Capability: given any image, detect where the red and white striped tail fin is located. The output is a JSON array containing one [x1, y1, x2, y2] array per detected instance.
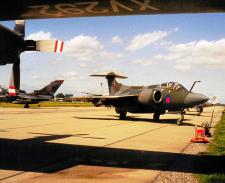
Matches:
[[35, 40, 64, 53], [8, 86, 17, 96]]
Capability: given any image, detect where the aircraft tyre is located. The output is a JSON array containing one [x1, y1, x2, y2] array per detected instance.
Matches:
[[119, 112, 127, 120], [153, 113, 160, 121], [24, 103, 30, 108], [196, 106, 203, 116], [177, 113, 184, 125], [196, 106, 203, 113]]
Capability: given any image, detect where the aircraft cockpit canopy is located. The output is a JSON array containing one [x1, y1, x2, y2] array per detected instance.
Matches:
[[161, 82, 187, 91]]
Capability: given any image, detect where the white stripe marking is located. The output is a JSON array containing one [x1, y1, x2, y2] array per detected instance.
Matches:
[[56, 41, 63, 52], [9, 88, 16, 94]]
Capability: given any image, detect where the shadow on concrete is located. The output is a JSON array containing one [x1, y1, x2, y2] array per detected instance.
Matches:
[[0, 130, 7, 132], [30, 132, 106, 140], [74, 116, 195, 126], [0, 133, 224, 175]]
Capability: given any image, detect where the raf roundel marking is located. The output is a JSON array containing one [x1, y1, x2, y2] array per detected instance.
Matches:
[[165, 94, 172, 104]]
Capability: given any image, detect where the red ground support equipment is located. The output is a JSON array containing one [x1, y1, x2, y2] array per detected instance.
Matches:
[[190, 126, 209, 143]]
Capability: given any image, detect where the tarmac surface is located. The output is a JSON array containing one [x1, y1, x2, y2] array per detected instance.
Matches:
[[0, 106, 224, 183]]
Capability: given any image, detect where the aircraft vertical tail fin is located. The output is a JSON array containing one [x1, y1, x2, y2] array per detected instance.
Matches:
[[90, 72, 127, 95], [34, 80, 64, 96]]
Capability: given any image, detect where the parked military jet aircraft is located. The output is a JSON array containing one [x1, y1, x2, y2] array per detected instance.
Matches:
[[0, 80, 64, 108], [84, 72, 209, 125]]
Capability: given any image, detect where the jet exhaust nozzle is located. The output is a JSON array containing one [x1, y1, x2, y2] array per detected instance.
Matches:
[[153, 90, 162, 103], [138, 89, 162, 105]]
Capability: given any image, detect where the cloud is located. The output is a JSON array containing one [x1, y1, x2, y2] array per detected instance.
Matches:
[[126, 28, 178, 51], [158, 39, 225, 70], [132, 58, 152, 66], [132, 54, 165, 66], [174, 64, 192, 71], [60, 71, 84, 81], [91, 66, 124, 76], [126, 30, 172, 51], [79, 63, 87, 68], [31, 75, 40, 80], [111, 36, 123, 44], [64, 35, 123, 61], [26, 31, 54, 40]]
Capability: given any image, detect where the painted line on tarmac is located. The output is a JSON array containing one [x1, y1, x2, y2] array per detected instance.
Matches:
[[66, 121, 132, 135], [101, 125, 169, 148], [106, 121, 132, 127], [0, 171, 27, 181]]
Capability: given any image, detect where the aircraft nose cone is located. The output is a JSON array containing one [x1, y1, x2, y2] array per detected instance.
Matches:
[[184, 93, 209, 107]]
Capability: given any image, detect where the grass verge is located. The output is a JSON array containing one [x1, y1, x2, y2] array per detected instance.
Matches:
[[0, 101, 94, 108], [198, 111, 225, 183]]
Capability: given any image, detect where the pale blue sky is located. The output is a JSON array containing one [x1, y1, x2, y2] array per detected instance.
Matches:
[[0, 13, 225, 102]]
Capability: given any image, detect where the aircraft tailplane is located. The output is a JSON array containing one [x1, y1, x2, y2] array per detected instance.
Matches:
[[91, 72, 127, 95]]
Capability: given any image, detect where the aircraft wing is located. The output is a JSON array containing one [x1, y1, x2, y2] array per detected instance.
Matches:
[[0, 24, 24, 65], [82, 92, 103, 96], [82, 94, 138, 106], [87, 94, 138, 99], [0, 0, 225, 21], [11, 93, 52, 104], [0, 24, 63, 65]]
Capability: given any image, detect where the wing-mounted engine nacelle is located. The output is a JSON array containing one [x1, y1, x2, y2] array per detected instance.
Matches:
[[25, 40, 64, 52], [24, 40, 36, 51], [138, 89, 162, 105]]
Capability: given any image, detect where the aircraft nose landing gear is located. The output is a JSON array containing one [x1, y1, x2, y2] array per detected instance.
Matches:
[[119, 112, 127, 120], [196, 106, 203, 116], [24, 103, 30, 108], [153, 113, 160, 121], [177, 110, 184, 125], [115, 106, 127, 120]]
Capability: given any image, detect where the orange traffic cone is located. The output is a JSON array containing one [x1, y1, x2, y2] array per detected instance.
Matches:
[[190, 126, 209, 143]]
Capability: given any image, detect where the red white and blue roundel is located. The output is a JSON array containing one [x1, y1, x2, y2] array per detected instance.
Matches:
[[165, 94, 172, 105]]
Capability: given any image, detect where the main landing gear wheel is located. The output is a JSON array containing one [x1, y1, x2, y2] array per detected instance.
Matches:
[[24, 103, 30, 108], [177, 113, 184, 125], [181, 109, 186, 115], [153, 113, 160, 121], [119, 112, 127, 120], [196, 106, 203, 116]]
